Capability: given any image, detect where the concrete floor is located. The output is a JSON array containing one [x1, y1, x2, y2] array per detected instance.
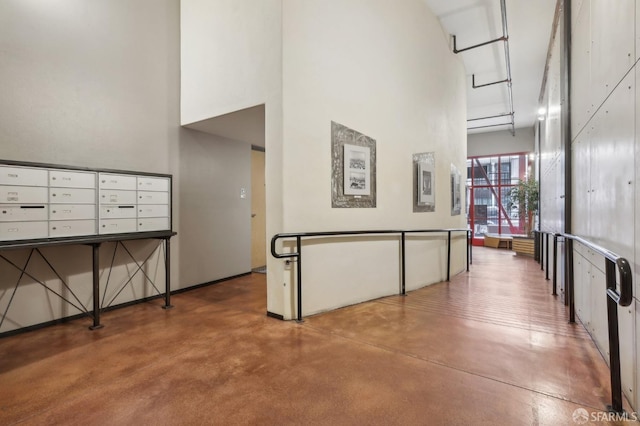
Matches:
[[0, 247, 633, 425]]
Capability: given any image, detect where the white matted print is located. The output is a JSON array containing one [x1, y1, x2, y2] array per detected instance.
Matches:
[[417, 161, 435, 205], [344, 144, 370, 196], [451, 163, 462, 216]]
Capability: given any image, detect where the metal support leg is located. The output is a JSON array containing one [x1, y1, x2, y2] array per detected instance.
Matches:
[[466, 231, 470, 271], [401, 232, 406, 295], [552, 235, 558, 295], [605, 259, 624, 413], [540, 232, 544, 271], [296, 236, 303, 323], [162, 237, 174, 310], [89, 243, 104, 330], [545, 233, 550, 280], [567, 239, 575, 323], [446, 231, 451, 282]]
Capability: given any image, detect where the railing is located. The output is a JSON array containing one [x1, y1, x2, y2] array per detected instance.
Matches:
[[535, 229, 633, 414], [271, 229, 472, 322]]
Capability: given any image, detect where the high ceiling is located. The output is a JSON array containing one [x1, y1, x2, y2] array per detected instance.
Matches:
[[423, 0, 557, 135]]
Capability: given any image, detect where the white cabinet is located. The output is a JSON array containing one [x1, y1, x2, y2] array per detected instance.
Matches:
[[49, 170, 97, 236], [98, 173, 171, 234], [0, 165, 50, 240], [0, 162, 171, 241]]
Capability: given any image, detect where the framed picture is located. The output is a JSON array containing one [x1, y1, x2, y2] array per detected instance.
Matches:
[[417, 161, 434, 205], [451, 163, 461, 216], [413, 152, 435, 212], [331, 122, 376, 208], [344, 144, 370, 196]]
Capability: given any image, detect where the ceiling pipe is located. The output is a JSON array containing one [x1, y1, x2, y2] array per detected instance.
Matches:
[[453, 0, 516, 136]]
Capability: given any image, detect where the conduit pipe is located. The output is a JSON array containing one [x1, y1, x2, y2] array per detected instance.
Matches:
[[453, 0, 515, 135]]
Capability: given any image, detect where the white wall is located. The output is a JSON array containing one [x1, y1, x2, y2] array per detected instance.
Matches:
[[278, 0, 467, 318], [180, 0, 284, 316], [539, 0, 638, 410], [180, 0, 283, 125], [0, 0, 253, 333], [467, 128, 535, 158], [178, 130, 252, 286]]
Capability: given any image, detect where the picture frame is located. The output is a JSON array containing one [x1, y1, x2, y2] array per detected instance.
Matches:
[[343, 144, 370, 196], [413, 152, 435, 212], [417, 161, 434, 205], [451, 163, 461, 216], [331, 122, 376, 208]]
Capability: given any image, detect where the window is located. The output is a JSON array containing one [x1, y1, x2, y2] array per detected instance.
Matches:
[[466, 153, 531, 242]]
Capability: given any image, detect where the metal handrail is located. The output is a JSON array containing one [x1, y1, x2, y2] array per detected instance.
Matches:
[[271, 228, 472, 322], [541, 229, 633, 414]]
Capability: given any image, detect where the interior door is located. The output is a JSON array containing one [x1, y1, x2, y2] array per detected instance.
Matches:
[[251, 149, 266, 269]]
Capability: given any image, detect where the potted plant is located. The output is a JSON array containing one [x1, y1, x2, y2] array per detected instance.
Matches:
[[508, 176, 539, 255]]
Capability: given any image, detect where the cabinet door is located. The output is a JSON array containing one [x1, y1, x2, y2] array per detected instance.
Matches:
[[137, 204, 169, 218], [99, 218, 137, 234], [0, 205, 48, 222], [0, 186, 48, 204], [0, 221, 49, 241], [0, 166, 48, 187], [99, 190, 137, 205], [137, 191, 169, 205], [98, 173, 137, 190], [49, 188, 96, 204], [49, 220, 96, 237], [100, 205, 137, 219], [137, 176, 170, 192], [50, 204, 96, 220], [49, 170, 96, 189], [137, 217, 170, 232]]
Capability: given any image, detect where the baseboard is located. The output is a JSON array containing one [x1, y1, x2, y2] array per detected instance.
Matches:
[[266, 311, 285, 320]]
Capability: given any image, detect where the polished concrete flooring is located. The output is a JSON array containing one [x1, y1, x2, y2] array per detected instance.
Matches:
[[0, 247, 633, 425]]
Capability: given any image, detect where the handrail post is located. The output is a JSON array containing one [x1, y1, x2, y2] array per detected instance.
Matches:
[[540, 231, 544, 271], [469, 230, 473, 265], [567, 238, 575, 322], [605, 258, 623, 413], [296, 236, 303, 323], [446, 231, 452, 281], [466, 230, 470, 271], [401, 232, 406, 295], [552, 234, 558, 295], [545, 233, 550, 280]]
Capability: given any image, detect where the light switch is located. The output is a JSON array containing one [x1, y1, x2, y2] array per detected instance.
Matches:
[[240, 188, 247, 199]]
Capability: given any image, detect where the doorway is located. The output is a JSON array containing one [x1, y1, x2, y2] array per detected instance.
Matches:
[[251, 147, 266, 271]]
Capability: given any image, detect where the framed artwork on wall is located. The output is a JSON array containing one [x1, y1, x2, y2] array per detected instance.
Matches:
[[331, 121, 376, 208], [413, 152, 435, 212], [343, 144, 370, 196], [451, 163, 461, 216]]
